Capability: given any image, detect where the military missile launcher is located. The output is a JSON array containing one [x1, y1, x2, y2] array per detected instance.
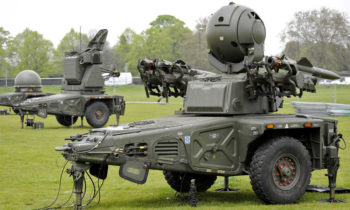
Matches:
[[0, 70, 53, 112], [138, 58, 219, 102], [15, 29, 125, 128], [54, 3, 344, 209]]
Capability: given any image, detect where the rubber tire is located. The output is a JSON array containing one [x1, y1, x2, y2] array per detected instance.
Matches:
[[56, 115, 78, 126], [85, 101, 110, 128], [249, 136, 311, 204], [163, 171, 217, 193]]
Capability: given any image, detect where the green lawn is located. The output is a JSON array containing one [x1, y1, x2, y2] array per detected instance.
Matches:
[[0, 85, 350, 210]]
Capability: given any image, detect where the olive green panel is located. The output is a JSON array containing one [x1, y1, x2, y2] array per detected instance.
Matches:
[[190, 125, 238, 171], [83, 65, 105, 88], [184, 79, 269, 114], [64, 55, 83, 85]]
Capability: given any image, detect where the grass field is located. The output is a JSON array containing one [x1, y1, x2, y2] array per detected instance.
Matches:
[[0, 85, 350, 210]]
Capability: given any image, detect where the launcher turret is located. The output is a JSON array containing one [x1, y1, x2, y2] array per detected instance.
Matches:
[[62, 29, 119, 94], [139, 2, 340, 114]]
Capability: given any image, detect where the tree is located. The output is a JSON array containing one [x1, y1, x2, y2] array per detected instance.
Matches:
[[56, 28, 89, 56], [101, 41, 116, 68], [8, 28, 54, 77], [0, 27, 10, 57], [112, 28, 139, 71], [112, 15, 192, 75], [0, 27, 11, 77], [150, 15, 185, 28], [146, 15, 191, 60], [281, 8, 350, 72], [51, 29, 90, 77], [177, 17, 218, 72]]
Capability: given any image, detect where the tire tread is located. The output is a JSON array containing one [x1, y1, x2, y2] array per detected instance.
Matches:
[[249, 136, 312, 204]]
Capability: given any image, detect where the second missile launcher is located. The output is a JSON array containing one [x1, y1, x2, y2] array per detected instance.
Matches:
[[15, 30, 125, 128]]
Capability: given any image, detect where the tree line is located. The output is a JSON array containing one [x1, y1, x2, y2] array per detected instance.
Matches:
[[0, 7, 349, 78], [281, 8, 350, 73]]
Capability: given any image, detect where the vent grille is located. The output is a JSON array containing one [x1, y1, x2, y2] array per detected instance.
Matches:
[[155, 140, 179, 157]]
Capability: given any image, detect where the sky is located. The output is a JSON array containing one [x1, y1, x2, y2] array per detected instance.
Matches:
[[1, 0, 349, 55]]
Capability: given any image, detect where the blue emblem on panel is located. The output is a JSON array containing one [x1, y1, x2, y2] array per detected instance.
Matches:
[[184, 136, 191, 144]]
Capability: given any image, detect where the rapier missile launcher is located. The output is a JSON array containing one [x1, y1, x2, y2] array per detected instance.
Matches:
[[0, 70, 52, 112], [15, 29, 125, 128], [54, 3, 344, 209]]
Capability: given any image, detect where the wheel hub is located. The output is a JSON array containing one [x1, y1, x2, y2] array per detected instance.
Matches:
[[272, 154, 299, 190], [94, 109, 104, 120]]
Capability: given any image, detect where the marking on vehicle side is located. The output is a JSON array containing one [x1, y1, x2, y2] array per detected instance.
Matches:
[[209, 133, 219, 139], [184, 136, 191, 144], [290, 124, 300, 128]]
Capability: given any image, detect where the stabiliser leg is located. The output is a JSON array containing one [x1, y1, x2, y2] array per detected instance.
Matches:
[[116, 113, 120, 126], [318, 156, 345, 203], [19, 110, 24, 129], [20, 114, 24, 129], [71, 116, 74, 129], [80, 116, 84, 128], [189, 179, 197, 207], [215, 176, 240, 192], [67, 162, 90, 210], [73, 172, 84, 210]]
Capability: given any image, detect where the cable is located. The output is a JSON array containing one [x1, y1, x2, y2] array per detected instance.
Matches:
[[82, 172, 97, 206], [81, 175, 87, 201], [84, 178, 105, 208], [33, 161, 68, 210], [73, 133, 108, 154], [37, 153, 109, 209], [336, 134, 346, 150], [46, 186, 73, 210], [83, 154, 109, 208]]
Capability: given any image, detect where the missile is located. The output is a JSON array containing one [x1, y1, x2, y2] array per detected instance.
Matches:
[[297, 57, 340, 80], [267, 56, 340, 80]]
